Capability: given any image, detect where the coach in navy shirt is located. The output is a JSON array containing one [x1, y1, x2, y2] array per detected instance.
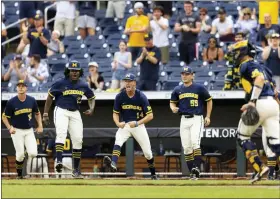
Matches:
[[23, 11, 50, 59]]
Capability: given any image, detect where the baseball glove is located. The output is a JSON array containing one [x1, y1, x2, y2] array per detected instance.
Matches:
[[241, 105, 259, 126]]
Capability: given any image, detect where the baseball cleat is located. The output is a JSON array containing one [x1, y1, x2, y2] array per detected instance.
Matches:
[[250, 165, 269, 184], [104, 156, 117, 172], [151, 175, 158, 180], [55, 162, 63, 173], [72, 169, 84, 179], [267, 175, 275, 181], [190, 167, 200, 180], [16, 175, 27, 179]]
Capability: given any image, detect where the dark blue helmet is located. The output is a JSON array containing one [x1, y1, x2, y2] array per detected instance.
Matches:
[[64, 60, 83, 77]]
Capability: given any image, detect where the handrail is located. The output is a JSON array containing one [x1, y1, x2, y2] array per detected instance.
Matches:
[[2, 33, 24, 46], [44, 2, 57, 29], [5, 18, 26, 30]]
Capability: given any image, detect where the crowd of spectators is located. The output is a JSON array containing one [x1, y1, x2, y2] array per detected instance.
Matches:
[[2, 1, 280, 92]]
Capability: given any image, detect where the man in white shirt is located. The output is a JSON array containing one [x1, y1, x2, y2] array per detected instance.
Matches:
[[26, 54, 49, 85], [211, 8, 234, 42], [54, 1, 76, 37], [150, 6, 169, 64]]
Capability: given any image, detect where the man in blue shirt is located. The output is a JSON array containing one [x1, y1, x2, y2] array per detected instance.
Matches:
[[170, 66, 213, 180], [104, 73, 158, 179], [2, 80, 43, 179], [43, 61, 96, 179]]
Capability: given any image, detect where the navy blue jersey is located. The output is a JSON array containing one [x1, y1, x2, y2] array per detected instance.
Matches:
[[239, 60, 274, 97], [113, 89, 152, 123], [46, 138, 72, 160], [170, 83, 212, 115], [48, 78, 95, 110], [28, 28, 51, 59], [3, 95, 40, 129]]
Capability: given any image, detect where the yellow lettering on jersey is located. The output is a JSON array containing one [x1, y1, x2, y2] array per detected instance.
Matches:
[[251, 69, 263, 78], [145, 52, 155, 60], [31, 32, 39, 38], [232, 40, 248, 50], [121, 105, 142, 111], [241, 78, 252, 94], [14, 108, 32, 116], [62, 90, 84, 96], [179, 93, 198, 100]]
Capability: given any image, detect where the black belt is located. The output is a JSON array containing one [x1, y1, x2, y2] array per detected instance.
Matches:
[[66, 108, 77, 112], [183, 115, 194, 118]]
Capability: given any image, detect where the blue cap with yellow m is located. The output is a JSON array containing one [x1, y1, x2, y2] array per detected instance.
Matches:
[[68, 60, 81, 70]]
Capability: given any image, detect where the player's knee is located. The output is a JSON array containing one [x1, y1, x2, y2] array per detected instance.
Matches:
[[28, 151, 38, 158], [143, 150, 153, 160], [183, 147, 193, 155], [114, 140, 124, 148], [16, 152, 25, 162], [72, 137, 83, 149], [270, 144, 280, 156], [56, 133, 67, 143]]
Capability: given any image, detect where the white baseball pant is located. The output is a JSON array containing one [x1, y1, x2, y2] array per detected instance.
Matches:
[[54, 157, 73, 178], [11, 128, 37, 162], [180, 115, 204, 154], [54, 107, 83, 149], [262, 127, 276, 158], [115, 124, 153, 160], [26, 157, 49, 178], [237, 98, 280, 146]]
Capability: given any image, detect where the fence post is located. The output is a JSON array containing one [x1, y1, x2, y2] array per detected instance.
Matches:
[[126, 138, 134, 176], [236, 142, 246, 177]]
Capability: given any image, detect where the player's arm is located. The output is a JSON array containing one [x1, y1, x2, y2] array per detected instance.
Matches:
[[137, 112, 153, 126], [83, 86, 96, 116], [2, 102, 16, 134], [43, 93, 54, 126], [201, 87, 213, 126], [33, 99, 43, 133], [113, 94, 125, 128], [2, 115, 13, 134], [170, 89, 179, 113]]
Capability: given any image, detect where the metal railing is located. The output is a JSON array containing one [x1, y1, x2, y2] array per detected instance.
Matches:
[[44, 2, 57, 29]]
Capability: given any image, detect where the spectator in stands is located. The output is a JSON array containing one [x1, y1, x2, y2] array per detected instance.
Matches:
[[47, 30, 65, 57], [124, 2, 149, 61], [174, 1, 201, 64], [23, 11, 51, 64], [136, 34, 161, 91], [199, 8, 212, 33], [235, 7, 257, 35], [202, 36, 224, 64], [54, 1, 76, 37], [211, 8, 234, 42], [2, 20, 7, 57], [111, 41, 132, 90], [19, 1, 36, 33], [153, 1, 173, 19], [150, 6, 169, 64], [257, 13, 280, 48], [87, 62, 104, 91], [77, 1, 97, 39], [26, 54, 49, 85], [228, 32, 246, 51], [262, 33, 280, 90], [105, 1, 126, 23], [3, 55, 26, 84]]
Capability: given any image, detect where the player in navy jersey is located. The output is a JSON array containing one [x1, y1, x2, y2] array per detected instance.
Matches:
[[230, 40, 280, 183], [47, 137, 73, 178], [43, 61, 96, 179], [2, 80, 43, 179], [170, 66, 213, 180], [104, 73, 157, 180]]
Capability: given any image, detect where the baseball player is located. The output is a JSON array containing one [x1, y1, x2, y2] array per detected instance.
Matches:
[[230, 40, 280, 183], [2, 80, 43, 179], [46, 137, 73, 178], [104, 73, 157, 180], [170, 66, 213, 180], [42, 61, 96, 179]]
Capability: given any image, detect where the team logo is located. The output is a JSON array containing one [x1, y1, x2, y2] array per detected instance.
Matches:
[[184, 67, 188, 71], [147, 106, 152, 111], [125, 74, 130, 78], [72, 63, 78, 67]]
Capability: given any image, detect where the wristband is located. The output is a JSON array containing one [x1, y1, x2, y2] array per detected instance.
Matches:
[[135, 121, 138, 127], [43, 113, 48, 116], [250, 85, 262, 101]]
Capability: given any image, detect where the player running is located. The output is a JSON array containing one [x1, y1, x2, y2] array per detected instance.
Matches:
[[170, 66, 213, 180], [2, 80, 43, 179], [43, 61, 96, 179], [104, 73, 157, 180], [229, 40, 280, 183]]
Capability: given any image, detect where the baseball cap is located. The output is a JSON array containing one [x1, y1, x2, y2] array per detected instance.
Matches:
[[122, 73, 136, 81], [134, 2, 144, 9], [34, 10, 43, 20], [181, 66, 193, 74], [16, 80, 27, 86], [218, 8, 226, 14], [14, 54, 22, 60], [88, 62, 99, 67], [68, 60, 81, 70], [144, 33, 153, 41], [271, 33, 280, 38]]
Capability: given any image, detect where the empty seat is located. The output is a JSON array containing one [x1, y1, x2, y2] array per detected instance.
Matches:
[[63, 36, 82, 47], [39, 82, 53, 92], [98, 18, 116, 29], [102, 25, 121, 37], [211, 80, 225, 90], [47, 54, 68, 66], [162, 80, 181, 91], [52, 72, 65, 82], [50, 63, 66, 75]]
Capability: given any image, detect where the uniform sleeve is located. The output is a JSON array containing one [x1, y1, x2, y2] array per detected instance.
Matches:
[[32, 98, 40, 114], [241, 63, 263, 79], [3, 100, 13, 118], [48, 81, 61, 98], [43, 29, 51, 42], [141, 93, 152, 115], [46, 139, 55, 152], [200, 86, 212, 101], [84, 85, 96, 100], [113, 94, 121, 114], [170, 89, 179, 103]]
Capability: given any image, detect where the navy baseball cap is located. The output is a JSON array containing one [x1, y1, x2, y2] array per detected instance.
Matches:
[[144, 33, 153, 41], [68, 61, 81, 70], [14, 54, 22, 60], [123, 73, 136, 81], [34, 10, 43, 20], [181, 66, 193, 74], [16, 80, 27, 86]]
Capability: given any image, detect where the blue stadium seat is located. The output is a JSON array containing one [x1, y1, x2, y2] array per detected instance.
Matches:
[[84, 35, 105, 47], [47, 54, 68, 66], [98, 63, 111, 73], [70, 54, 90, 62], [98, 18, 116, 29], [162, 80, 181, 91], [239, 1, 258, 11], [91, 50, 112, 60], [2, 53, 16, 67], [211, 80, 225, 90], [5, 7, 18, 15], [52, 72, 65, 82], [50, 64, 66, 75], [5, 15, 19, 25], [39, 82, 53, 92], [95, 9, 106, 21], [65, 46, 87, 56], [1, 82, 10, 92], [63, 36, 82, 47], [102, 25, 121, 37], [169, 51, 180, 61], [196, 1, 218, 15], [101, 71, 113, 82]]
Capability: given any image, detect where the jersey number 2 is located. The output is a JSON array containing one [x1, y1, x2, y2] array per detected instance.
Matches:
[[190, 100, 198, 107]]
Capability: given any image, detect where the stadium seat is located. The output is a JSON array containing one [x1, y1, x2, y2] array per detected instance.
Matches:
[[2, 53, 16, 67], [5, 15, 19, 25], [98, 63, 111, 73], [63, 36, 82, 47], [211, 80, 225, 90], [102, 25, 121, 37], [52, 72, 65, 82], [95, 9, 107, 21], [1, 82, 10, 92], [98, 18, 117, 29], [47, 54, 68, 66], [65, 45, 88, 57], [39, 82, 53, 92], [162, 80, 181, 91], [169, 71, 182, 81], [101, 71, 113, 82], [84, 35, 105, 47], [50, 63, 66, 75], [69, 54, 91, 64]]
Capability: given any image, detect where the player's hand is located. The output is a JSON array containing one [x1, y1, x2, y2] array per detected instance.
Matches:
[[42, 114, 50, 126], [117, 122, 126, 129], [35, 126, 43, 134], [240, 102, 255, 112], [204, 117, 211, 127], [9, 126, 16, 134], [171, 107, 179, 113], [83, 109, 93, 116], [127, 121, 136, 128]]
